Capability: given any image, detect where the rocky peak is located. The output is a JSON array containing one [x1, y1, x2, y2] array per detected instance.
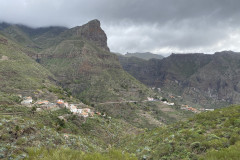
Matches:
[[76, 19, 110, 51]]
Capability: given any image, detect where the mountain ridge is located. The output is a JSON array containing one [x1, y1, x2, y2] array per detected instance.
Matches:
[[119, 51, 240, 108], [125, 52, 164, 60]]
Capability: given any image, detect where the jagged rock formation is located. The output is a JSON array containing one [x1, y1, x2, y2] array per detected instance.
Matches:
[[75, 19, 110, 51]]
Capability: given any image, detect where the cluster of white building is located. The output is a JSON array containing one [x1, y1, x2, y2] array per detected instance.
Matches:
[[21, 97, 93, 118]]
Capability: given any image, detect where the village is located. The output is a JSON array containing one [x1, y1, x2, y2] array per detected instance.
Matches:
[[20, 95, 214, 118], [20, 96, 95, 118]]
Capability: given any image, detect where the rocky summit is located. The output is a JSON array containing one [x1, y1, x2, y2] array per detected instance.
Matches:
[[75, 19, 110, 51]]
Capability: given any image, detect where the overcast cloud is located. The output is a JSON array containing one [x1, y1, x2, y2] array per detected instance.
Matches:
[[0, 0, 240, 55]]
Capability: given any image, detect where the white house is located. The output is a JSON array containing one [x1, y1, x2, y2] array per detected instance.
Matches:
[[147, 97, 154, 101], [70, 104, 77, 113], [163, 101, 168, 104], [76, 109, 83, 114], [205, 109, 214, 111], [21, 97, 33, 105]]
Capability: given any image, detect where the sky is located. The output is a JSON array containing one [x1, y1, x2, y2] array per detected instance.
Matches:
[[0, 0, 240, 56]]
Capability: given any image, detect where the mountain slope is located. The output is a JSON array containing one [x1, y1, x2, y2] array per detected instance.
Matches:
[[0, 22, 68, 51], [0, 20, 154, 103], [122, 105, 240, 159], [0, 33, 61, 104], [119, 52, 240, 108], [37, 20, 153, 103]]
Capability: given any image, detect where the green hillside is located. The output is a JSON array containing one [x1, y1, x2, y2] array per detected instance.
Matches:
[[0, 33, 63, 104], [122, 105, 240, 160], [0, 104, 139, 159], [40, 39, 152, 103], [0, 20, 154, 103]]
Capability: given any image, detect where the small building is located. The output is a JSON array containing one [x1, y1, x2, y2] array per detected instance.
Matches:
[[70, 104, 77, 113], [63, 134, 69, 139], [64, 102, 69, 108], [41, 103, 58, 110], [21, 97, 33, 105], [83, 108, 91, 113], [57, 99, 64, 105], [205, 109, 214, 111], [168, 103, 174, 106], [36, 108, 42, 112], [36, 100, 49, 105], [76, 109, 83, 114], [57, 99, 65, 108], [81, 112, 89, 118], [96, 112, 101, 116], [147, 97, 154, 101], [163, 101, 168, 104]]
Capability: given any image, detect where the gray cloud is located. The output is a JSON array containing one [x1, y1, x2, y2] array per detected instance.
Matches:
[[0, 0, 240, 55]]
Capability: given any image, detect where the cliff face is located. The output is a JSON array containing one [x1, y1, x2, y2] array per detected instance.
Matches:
[[119, 51, 240, 108], [76, 19, 110, 51]]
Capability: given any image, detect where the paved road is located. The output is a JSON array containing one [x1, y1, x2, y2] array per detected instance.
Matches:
[[97, 100, 157, 105]]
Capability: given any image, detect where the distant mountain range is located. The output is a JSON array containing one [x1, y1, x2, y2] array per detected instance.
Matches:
[[124, 52, 164, 60], [119, 51, 240, 108]]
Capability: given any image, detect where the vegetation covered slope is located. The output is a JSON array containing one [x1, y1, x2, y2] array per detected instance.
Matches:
[[0, 20, 154, 103], [119, 52, 240, 108], [37, 20, 153, 103], [122, 105, 240, 160], [0, 104, 139, 159], [0, 22, 67, 51], [0, 33, 61, 104]]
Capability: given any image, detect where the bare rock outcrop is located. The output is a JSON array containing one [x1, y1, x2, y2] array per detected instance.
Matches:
[[76, 19, 110, 52]]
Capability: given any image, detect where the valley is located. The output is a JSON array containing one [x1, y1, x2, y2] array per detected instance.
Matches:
[[0, 19, 239, 160]]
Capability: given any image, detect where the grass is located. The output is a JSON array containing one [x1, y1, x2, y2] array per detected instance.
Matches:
[[25, 148, 137, 160]]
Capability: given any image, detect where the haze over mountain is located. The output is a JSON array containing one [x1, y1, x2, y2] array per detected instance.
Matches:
[[1, 0, 240, 55], [124, 52, 164, 60]]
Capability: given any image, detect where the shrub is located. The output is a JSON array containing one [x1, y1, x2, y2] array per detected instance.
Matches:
[[202, 142, 240, 160], [16, 137, 27, 145], [161, 98, 168, 102], [25, 147, 137, 160], [190, 142, 201, 152]]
